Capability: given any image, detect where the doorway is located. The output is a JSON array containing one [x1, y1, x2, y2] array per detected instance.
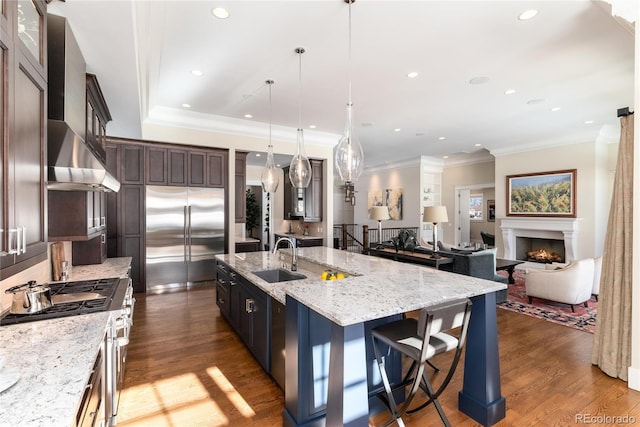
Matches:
[[454, 183, 495, 247]]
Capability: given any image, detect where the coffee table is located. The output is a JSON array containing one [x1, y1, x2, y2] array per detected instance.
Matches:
[[496, 258, 524, 284]]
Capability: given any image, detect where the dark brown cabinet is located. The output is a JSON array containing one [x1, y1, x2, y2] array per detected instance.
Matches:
[[85, 73, 111, 165], [0, 0, 48, 278], [305, 159, 323, 222], [107, 136, 228, 292], [207, 151, 226, 188], [48, 191, 106, 241], [283, 159, 323, 222], [235, 152, 247, 223]]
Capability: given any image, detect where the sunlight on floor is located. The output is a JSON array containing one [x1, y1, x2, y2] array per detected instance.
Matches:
[[118, 370, 234, 426], [207, 366, 256, 418]]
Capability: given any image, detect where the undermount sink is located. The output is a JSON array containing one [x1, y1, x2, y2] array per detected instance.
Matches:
[[252, 269, 306, 283]]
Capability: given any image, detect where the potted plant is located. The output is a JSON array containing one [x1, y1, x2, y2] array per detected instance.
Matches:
[[245, 188, 260, 238]]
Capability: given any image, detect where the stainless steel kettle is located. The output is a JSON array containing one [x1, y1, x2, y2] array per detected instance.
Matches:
[[4, 281, 53, 314]]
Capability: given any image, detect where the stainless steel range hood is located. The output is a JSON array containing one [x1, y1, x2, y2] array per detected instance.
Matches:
[[47, 120, 120, 192]]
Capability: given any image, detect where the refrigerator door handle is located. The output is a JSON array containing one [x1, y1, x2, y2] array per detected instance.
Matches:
[[188, 205, 192, 262], [184, 206, 188, 264]]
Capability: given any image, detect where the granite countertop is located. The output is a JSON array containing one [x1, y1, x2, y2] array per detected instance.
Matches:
[[0, 312, 112, 427], [65, 257, 132, 282], [0, 257, 133, 426], [274, 233, 323, 240], [235, 236, 260, 243], [215, 247, 506, 326]]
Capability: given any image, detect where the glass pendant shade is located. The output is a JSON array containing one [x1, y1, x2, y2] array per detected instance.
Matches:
[[335, 104, 363, 183], [289, 128, 312, 188], [261, 79, 280, 193], [261, 146, 279, 193], [289, 47, 312, 189]]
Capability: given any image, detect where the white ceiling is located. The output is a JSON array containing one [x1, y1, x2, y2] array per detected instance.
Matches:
[[48, 1, 635, 170]]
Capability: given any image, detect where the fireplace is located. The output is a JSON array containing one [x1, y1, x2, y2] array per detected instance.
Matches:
[[500, 218, 581, 266]]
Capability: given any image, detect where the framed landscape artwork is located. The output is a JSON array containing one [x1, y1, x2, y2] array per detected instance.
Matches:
[[506, 169, 576, 217]]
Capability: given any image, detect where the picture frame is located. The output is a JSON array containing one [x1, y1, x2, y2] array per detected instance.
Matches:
[[487, 199, 495, 222], [506, 169, 576, 217]]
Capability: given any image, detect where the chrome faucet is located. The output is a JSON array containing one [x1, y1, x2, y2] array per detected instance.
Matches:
[[273, 237, 297, 271]]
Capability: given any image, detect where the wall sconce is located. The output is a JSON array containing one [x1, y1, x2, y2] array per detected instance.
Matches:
[[344, 182, 356, 206]]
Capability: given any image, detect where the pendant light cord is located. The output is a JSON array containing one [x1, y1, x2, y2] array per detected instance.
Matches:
[[348, 0, 353, 108], [268, 80, 273, 148], [298, 49, 303, 130]]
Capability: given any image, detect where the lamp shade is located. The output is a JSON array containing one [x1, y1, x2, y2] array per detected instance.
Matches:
[[370, 206, 390, 221], [423, 206, 448, 223]]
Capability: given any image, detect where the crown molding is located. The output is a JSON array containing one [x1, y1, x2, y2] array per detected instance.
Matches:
[[442, 151, 495, 167], [145, 106, 340, 147]]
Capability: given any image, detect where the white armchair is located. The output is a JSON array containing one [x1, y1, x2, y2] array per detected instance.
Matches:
[[592, 256, 603, 301], [525, 258, 595, 312]]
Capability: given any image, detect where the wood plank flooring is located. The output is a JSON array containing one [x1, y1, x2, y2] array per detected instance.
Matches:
[[117, 284, 640, 426]]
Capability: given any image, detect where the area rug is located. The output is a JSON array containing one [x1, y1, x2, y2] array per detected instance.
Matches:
[[497, 270, 597, 333]]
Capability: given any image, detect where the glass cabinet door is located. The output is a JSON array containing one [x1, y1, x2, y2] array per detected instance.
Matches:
[[17, 0, 41, 63]]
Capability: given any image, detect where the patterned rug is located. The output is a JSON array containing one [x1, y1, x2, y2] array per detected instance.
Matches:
[[497, 270, 597, 333]]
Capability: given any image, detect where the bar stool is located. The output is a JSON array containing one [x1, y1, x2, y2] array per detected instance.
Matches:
[[371, 299, 472, 427]]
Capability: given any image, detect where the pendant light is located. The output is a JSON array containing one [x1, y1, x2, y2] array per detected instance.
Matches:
[[261, 80, 279, 193], [289, 47, 312, 189], [335, 0, 364, 186]]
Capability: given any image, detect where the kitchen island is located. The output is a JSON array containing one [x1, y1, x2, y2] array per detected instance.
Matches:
[[215, 247, 507, 426]]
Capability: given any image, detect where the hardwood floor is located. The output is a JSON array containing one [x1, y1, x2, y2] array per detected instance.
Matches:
[[117, 284, 640, 426]]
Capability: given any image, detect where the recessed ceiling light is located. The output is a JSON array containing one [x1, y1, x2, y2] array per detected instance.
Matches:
[[438, 136, 446, 141], [416, 133, 424, 137], [585, 120, 594, 124], [407, 72, 419, 78], [469, 76, 489, 85], [504, 89, 516, 95], [443, 155, 449, 159], [551, 107, 561, 112], [526, 98, 545, 105], [276, 163, 281, 167], [394, 128, 401, 132], [362, 122, 374, 127], [182, 103, 191, 108], [191, 70, 203, 77], [474, 143, 482, 147], [212, 7, 229, 19], [309, 125, 316, 129], [518, 9, 538, 20], [255, 153, 261, 157], [244, 114, 253, 118]]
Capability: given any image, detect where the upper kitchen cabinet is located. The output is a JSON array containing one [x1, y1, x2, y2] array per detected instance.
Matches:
[[146, 144, 227, 188], [86, 73, 111, 165], [283, 159, 324, 222], [0, 0, 48, 278], [235, 152, 247, 223]]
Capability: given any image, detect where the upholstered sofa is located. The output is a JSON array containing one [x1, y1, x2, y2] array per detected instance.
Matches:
[[524, 258, 595, 311]]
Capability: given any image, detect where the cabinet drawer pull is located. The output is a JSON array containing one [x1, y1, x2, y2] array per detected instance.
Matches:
[[245, 298, 255, 313]]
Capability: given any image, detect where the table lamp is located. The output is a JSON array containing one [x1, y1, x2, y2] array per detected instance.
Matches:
[[423, 206, 448, 258], [370, 206, 390, 245]]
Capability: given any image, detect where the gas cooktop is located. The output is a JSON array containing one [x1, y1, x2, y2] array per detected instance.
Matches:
[[0, 277, 124, 326]]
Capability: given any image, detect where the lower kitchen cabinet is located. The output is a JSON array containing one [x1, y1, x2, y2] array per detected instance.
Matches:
[[270, 299, 285, 389], [215, 260, 270, 372]]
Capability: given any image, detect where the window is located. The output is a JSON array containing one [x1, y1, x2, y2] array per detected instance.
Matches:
[[469, 194, 483, 220]]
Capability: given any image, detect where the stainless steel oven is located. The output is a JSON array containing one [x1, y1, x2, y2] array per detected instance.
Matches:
[[106, 278, 135, 425]]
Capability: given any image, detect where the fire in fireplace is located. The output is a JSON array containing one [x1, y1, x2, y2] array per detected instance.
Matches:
[[516, 236, 566, 264], [526, 248, 563, 263]]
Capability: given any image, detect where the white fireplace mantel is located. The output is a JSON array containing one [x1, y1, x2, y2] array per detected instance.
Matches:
[[500, 217, 582, 262]]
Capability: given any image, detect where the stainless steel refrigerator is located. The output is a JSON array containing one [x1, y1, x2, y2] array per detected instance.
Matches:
[[145, 185, 225, 292]]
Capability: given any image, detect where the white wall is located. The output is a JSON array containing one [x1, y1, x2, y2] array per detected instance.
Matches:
[[354, 163, 421, 231], [494, 141, 613, 260], [441, 160, 496, 244]]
